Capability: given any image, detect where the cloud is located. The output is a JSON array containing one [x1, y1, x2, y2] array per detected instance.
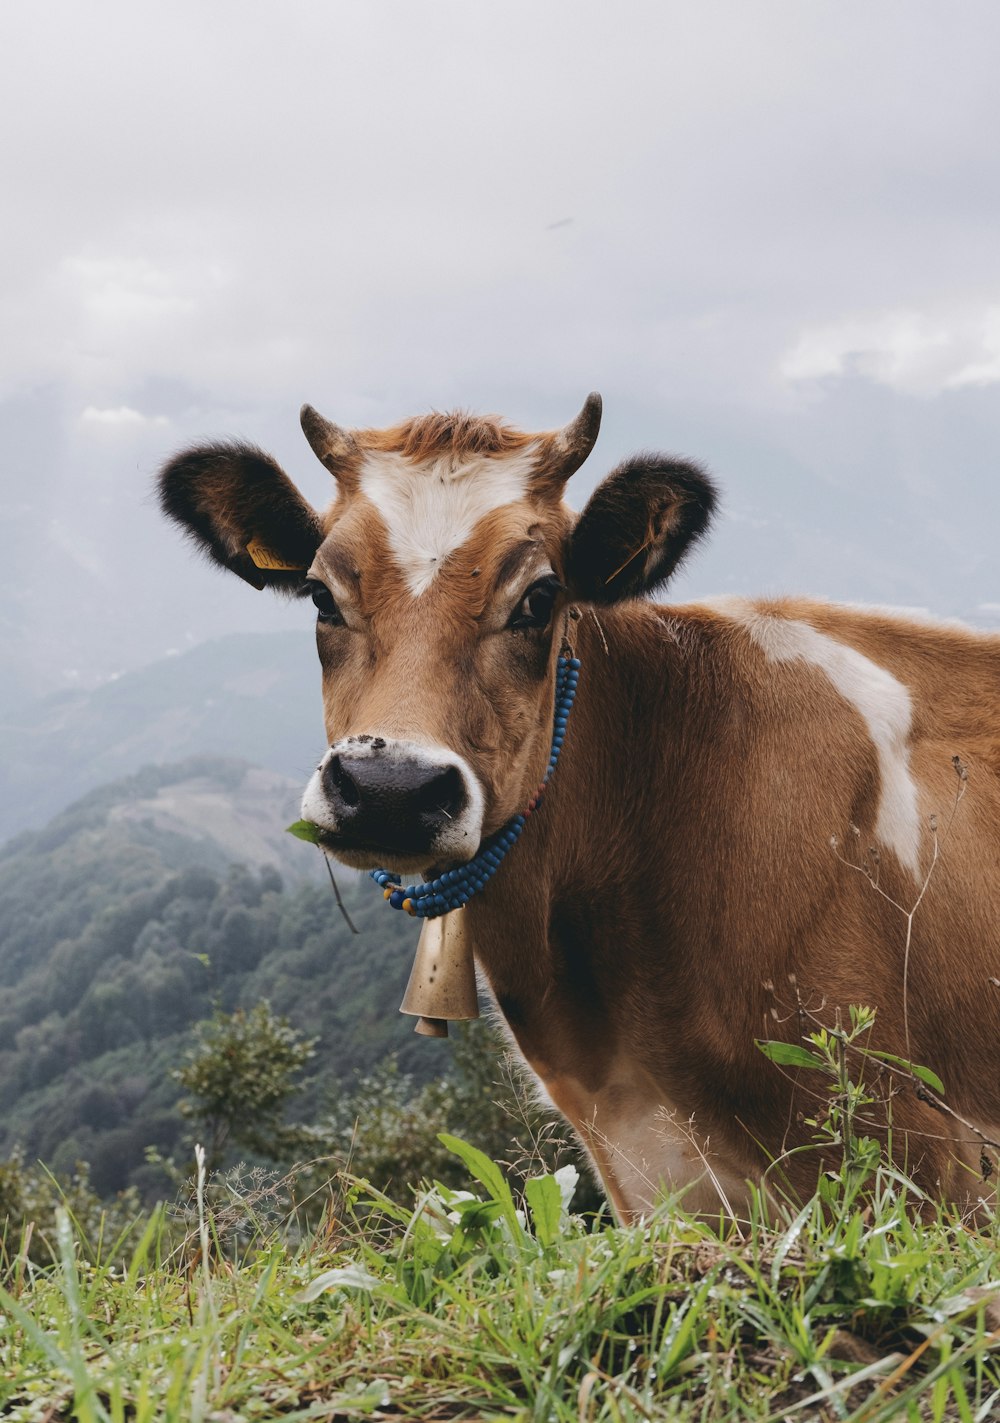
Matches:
[[945, 309, 1000, 389], [80, 405, 169, 428], [779, 306, 1000, 396], [4, 0, 1000, 694]]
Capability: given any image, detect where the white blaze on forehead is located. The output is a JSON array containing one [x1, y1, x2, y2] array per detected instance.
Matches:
[[357, 445, 539, 596], [708, 598, 922, 879]]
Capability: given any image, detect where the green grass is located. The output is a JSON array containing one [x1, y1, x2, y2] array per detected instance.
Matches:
[[2, 1132, 1000, 1423]]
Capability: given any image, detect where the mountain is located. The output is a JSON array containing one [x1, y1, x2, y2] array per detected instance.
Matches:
[[0, 757, 437, 1199], [0, 631, 323, 847]]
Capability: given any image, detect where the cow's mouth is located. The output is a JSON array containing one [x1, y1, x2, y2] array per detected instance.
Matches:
[[299, 823, 473, 879], [299, 738, 486, 875]]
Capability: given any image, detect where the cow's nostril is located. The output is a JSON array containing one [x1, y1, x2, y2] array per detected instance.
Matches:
[[414, 765, 466, 823], [317, 748, 474, 855], [326, 754, 360, 808]]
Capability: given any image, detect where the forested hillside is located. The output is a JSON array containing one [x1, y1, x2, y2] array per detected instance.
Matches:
[[0, 757, 440, 1199], [0, 630, 319, 844]]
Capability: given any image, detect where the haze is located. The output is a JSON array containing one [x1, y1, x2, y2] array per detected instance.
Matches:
[[3, 0, 1000, 707]]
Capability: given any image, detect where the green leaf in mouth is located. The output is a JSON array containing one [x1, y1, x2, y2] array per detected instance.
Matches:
[[286, 819, 325, 845]]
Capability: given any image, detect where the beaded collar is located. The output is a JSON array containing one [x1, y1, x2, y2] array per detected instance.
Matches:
[[369, 651, 580, 919]]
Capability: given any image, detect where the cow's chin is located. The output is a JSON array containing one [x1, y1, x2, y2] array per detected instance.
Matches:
[[325, 844, 450, 877], [314, 833, 477, 879]]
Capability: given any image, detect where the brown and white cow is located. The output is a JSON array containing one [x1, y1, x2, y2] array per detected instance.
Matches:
[[159, 395, 1000, 1219]]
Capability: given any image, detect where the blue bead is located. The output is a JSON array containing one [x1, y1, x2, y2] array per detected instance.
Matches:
[[389, 890, 405, 909]]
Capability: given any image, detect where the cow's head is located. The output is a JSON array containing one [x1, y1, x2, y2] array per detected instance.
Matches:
[[159, 396, 716, 874]]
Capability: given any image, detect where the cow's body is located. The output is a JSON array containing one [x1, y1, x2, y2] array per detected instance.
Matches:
[[465, 594, 1000, 1216], [160, 398, 1000, 1218]]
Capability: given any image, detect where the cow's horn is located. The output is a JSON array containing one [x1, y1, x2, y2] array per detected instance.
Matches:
[[300, 404, 359, 476], [547, 392, 603, 484]]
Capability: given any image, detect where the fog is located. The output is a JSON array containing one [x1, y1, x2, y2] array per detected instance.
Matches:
[[3, 1, 1000, 702]]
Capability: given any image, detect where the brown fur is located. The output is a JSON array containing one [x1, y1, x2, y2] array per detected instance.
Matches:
[[159, 409, 1000, 1221], [466, 599, 1000, 1216], [358, 411, 540, 463]]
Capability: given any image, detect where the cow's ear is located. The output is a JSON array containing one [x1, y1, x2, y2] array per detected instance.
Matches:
[[158, 442, 325, 592], [565, 454, 717, 604]]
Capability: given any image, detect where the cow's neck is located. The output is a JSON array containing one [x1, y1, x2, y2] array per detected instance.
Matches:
[[469, 601, 707, 1037], [468, 599, 756, 1216], [471, 598, 699, 979]]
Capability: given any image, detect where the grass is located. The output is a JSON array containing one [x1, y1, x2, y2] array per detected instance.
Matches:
[[2, 1126, 1000, 1423]]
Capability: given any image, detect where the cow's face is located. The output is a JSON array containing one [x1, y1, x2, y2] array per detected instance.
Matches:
[[297, 439, 578, 873], [159, 396, 715, 875]]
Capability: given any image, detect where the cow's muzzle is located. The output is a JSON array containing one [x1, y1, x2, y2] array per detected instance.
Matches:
[[300, 737, 485, 872]]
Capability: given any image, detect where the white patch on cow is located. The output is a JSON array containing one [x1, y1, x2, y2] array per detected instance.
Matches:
[[701, 594, 987, 638], [301, 735, 485, 868], [612, 1107, 752, 1219], [357, 446, 539, 596], [557, 1074, 751, 1221], [714, 601, 922, 879], [840, 601, 973, 631]]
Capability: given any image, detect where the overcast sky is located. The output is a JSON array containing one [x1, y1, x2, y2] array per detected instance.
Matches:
[[3, 1, 1000, 699]]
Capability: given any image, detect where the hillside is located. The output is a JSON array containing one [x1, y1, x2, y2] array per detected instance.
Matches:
[[0, 757, 439, 1199], [0, 630, 321, 846]]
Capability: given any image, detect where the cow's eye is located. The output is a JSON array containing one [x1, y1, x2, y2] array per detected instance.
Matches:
[[509, 577, 561, 630], [309, 581, 344, 626]]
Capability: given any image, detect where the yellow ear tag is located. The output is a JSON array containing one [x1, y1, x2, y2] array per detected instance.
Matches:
[[246, 539, 307, 572]]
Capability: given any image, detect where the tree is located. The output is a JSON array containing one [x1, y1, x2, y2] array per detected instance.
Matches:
[[174, 1001, 317, 1169]]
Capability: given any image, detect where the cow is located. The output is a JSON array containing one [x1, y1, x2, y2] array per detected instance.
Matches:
[[159, 395, 1000, 1220]]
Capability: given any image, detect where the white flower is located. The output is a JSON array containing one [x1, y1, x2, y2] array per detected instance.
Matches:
[[554, 1164, 579, 1211], [297, 1263, 381, 1302]]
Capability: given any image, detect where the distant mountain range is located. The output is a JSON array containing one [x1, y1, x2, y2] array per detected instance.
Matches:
[[0, 631, 323, 847], [0, 756, 433, 1199]]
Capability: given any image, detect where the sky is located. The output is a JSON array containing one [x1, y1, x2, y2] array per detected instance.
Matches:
[[3, 0, 1000, 701]]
